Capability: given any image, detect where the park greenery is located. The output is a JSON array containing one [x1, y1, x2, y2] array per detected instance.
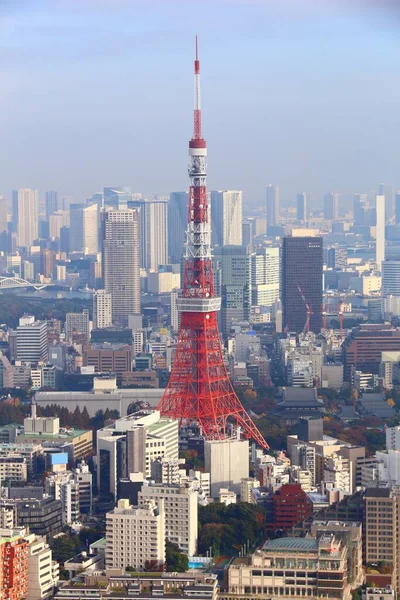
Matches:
[[165, 540, 189, 572]]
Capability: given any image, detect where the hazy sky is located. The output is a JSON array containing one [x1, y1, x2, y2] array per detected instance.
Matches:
[[1, 0, 400, 207]]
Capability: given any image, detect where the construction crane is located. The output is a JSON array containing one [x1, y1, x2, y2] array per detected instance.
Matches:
[[297, 284, 313, 334]]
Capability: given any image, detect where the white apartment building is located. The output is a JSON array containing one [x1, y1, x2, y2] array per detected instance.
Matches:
[[251, 247, 280, 309], [240, 477, 260, 503], [26, 533, 59, 600], [323, 454, 351, 495], [218, 488, 237, 506], [151, 457, 180, 484], [211, 190, 243, 246], [93, 290, 112, 330], [138, 483, 198, 556], [386, 425, 400, 450], [179, 469, 211, 499], [16, 317, 48, 363], [0, 455, 27, 482], [106, 499, 165, 570]]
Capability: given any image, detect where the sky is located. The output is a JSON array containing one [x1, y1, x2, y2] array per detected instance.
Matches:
[[1, 0, 400, 208]]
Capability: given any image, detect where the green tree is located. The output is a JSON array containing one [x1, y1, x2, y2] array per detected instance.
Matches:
[[165, 540, 189, 572], [50, 534, 81, 563]]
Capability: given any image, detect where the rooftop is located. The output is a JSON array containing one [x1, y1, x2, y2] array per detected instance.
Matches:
[[263, 538, 318, 552]]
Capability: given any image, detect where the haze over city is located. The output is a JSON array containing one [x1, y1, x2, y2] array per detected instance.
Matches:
[[1, 0, 400, 206]]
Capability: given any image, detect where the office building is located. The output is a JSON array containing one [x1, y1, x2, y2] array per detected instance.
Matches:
[[251, 246, 280, 309], [102, 209, 140, 325], [93, 290, 112, 329], [296, 192, 307, 220], [376, 194, 386, 272], [139, 483, 198, 555], [324, 192, 339, 220], [12, 189, 39, 247], [379, 182, 393, 222], [26, 533, 59, 600], [326, 246, 347, 269], [353, 193, 367, 226], [105, 499, 165, 570], [342, 324, 400, 380], [382, 260, 400, 296], [213, 245, 251, 337], [395, 192, 400, 225], [0, 196, 7, 234], [69, 203, 98, 254], [282, 233, 323, 333], [16, 316, 48, 363], [211, 190, 243, 246], [65, 309, 90, 345], [45, 191, 58, 219], [168, 191, 188, 264], [205, 439, 249, 498], [134, 198, 168, 270], [266, 184, 279, 227], [83, 344, 132, 380], [10, 492, 62, 538], [103, 186, 131, 210]]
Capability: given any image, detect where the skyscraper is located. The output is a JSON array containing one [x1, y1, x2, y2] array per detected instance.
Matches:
[[45, 191, 58, 219], [296, 193, 307, 221], [103, 187, 131, 210], [12, 189, 39, 247], [378, 183, 393, 222], [135, 199, 168, 270], [353, 193, 367, 226], [376, 194, 385, 272], [395, 191, 400, 225], [251, 247, 280, 309], [168, 192, 188, 264], [69, 203, 98, 254], [102, 209, 140, 325], [0, 196, 7, 234], [211, 190, 243, 246], [324, 193, 339, 221], [93, 289, 112, 329], [266, 185, 280, 227], [213, 245, 251, 337], [282, 233, 323, 333]]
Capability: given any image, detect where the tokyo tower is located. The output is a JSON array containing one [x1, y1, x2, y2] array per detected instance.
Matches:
[[157, 38, 269, 450]]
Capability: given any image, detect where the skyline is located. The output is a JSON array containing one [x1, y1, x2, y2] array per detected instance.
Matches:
[[1, 1, 400, 205]]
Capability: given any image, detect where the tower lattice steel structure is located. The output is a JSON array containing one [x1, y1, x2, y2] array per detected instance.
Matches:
[[157, 38, 268, 449]]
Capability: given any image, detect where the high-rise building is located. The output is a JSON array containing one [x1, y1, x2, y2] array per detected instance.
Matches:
[[379, 182, 393, 222], [40, 249, 54, 278], [376, 194, 385, 272], [242, 219, 253, 247], [266, 184, 280, 227], [105, 499, 165, 571], [395, 192, 400, 225], [48, 211, 69, 240], [382, 260, 400, 297], [213, 245, 251, 337], [45, 191, 58, 219], [0, 535, 28, 600], [168, 192, 188, 264], [25, 533, 59, 600], [102, 209, 140, 325], [326, 246, 347, 269], [69, 203, 98, 254], [296, 193, 307, 221], [103, 187, 131, 210], [135, 199, 168, 270], [65, 310, 90, 345], [211, 190, 243, 246], [16, 316, 48, 363], [251, 246, 280, 309], [138, 482, 198, 555], [12, 189, 39, 247], [353, 193, 367, 226], [0, 196, 7, 234], [282, 233, 323, 333], [342, 324, 400, 380], [324, 192, 339, 220], [93, 290, 112, 329]]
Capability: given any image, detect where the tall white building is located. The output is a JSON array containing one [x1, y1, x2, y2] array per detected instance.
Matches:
[[93, 290, 112, 329], [376, 194, 386, 272], [211, 190, 243, 246], [65, 309, 90, 344], [26, 533, 59, 600], [70, 203, 98, 254], [12, 189, 39, 247], [205, 438, 249, 498], [138, 483, 198, 556], [16, 316, 48, 363], [105, 499, 165, 570], [170, 288, 179, 332], [251, 247, 280, 309]]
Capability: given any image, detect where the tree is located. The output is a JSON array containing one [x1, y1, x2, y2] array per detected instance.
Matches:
[[50, 534, 81, 563], [165, 540, 189, 572]]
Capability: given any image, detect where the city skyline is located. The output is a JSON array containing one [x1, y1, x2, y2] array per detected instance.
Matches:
[[1, 1, 400, 204]]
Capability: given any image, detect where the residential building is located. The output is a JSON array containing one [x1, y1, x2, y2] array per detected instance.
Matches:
[[139, 483, 198, 555], [69, 203, 98, 254], [25, 533, 59, 600], [45, 190, 58, 219], [211, 190, 242, 246], [282, 234, 323, 333], [251, 247, 280, 310], [271, 484, 313, 531], [134, 199, 168, 270], [65, 310, 90, 345], [0, 534, 29, 600], [93, 290, 112, 330], [12, 189, 38, 247], [240, 477, 260, 503], [105, 499, 165, 570], [323, 454, 351, 495], [266, 185, 279, 227], [383, 260, 400, 297], [102, 209, 140, 325]]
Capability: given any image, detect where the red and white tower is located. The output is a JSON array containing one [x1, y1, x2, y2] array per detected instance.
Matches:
[[157, 38, 268, 450]]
